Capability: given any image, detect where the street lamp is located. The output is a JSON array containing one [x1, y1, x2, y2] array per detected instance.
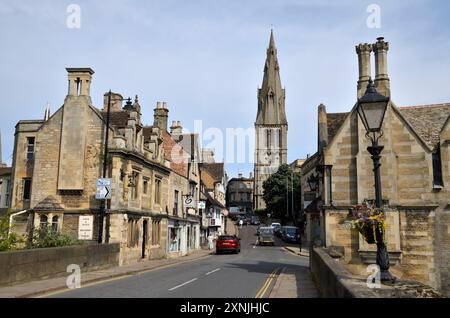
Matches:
[[356, 78, 395, 283], [307, 173, 319, 193]]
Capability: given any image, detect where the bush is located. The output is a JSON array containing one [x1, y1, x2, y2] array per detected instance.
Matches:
[[26, 227, 81, 249], [0, 211, 25, 252]]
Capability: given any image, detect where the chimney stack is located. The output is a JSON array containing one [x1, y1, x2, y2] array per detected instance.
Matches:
[[355, 43, 372, 98], [66, 68, 94, 97], [318, 104, 328, 152], [153, 101, 169, 131], [372, 37, 390, 97]]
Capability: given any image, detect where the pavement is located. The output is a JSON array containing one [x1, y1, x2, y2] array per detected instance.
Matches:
[[0, 222, 318, 298]]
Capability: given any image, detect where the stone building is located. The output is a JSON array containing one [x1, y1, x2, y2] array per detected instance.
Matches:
[[253, 30, 288, 210], [226, 173, 254, 215], [0, 167, 11, 213], [9, 68, 200, 265], [302, 38, 450, 295], [200, 161, 226, 240]]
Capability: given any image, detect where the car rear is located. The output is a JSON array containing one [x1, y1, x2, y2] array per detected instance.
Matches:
[[216, 235, 240, 254], [258, 228, 275, 246]]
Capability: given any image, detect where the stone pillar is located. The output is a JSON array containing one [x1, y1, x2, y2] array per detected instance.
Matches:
[[318, 104, 328, 152], [372, 37, 390, 97], [356, 43, 372, 98]]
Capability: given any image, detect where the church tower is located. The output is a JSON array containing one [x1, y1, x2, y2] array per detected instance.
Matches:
[[253, 30, 288, 210]]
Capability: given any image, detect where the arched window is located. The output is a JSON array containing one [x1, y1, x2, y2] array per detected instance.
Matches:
[[51, 215, 59, 233], [40, 215, 48, 229]]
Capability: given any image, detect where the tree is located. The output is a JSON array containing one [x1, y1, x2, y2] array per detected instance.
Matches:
[[262, 164, 302, 225]]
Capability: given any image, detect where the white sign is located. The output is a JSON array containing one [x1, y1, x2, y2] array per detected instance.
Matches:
[[197, 201, 206, 209], [96, 178, 112, 200], [185, 195, 196, 208], [78, 215, 94, 240]]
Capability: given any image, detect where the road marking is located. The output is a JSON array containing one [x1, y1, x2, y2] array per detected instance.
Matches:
[[205, 268, 221, 276], [169, 278, 198, 291], [255, 268, 280, 298]]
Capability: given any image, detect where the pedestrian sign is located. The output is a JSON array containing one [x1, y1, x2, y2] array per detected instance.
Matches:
[[96, 178, 112, 200]]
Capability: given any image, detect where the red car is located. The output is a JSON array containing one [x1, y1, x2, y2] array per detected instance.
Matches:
[[216, 235, 241, 254]]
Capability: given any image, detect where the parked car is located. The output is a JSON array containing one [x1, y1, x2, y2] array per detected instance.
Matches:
[[251, 216, 261, 225], [216, 235, 241, 254], [258, 227, 275, 246], [271, 223, 282, 236], [281, 226, 301, 243], [243, 215, 253, 225]]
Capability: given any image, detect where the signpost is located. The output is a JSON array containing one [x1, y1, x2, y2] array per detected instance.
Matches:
[[96, 178, 112, 200], [78, 215, 94, 240], [184, 195, 195, 209]]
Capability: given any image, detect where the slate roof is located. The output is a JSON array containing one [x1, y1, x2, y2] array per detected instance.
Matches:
[[34, 196, 64, 211], [101, 111, 130, 129], [327, 112, 349, 143], [397, 103, 450, 150], [325, 103, 450, 150]]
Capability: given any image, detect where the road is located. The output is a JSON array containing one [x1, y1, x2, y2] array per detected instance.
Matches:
[[48, 225, 313, 298]]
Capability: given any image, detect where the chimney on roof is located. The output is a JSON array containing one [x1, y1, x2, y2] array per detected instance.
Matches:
[[372, 37, 390, 97], [103, 92, 124, 112], [249, 172, 253, 179], [44, 102, 51, 121], [201, 149, 215, 163], [238, 173, 243, 178], [170, 120, 183, 138], [66, 68, 94, 97], [318, 104, 328, 152], [356, 43, 372, 98], [153, 101, 169, 131]]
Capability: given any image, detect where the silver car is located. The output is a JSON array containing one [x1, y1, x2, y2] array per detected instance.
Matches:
[[258, 227, 275, 246]]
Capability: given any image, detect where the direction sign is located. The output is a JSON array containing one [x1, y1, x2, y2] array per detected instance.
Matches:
[[197, 201, 206, 209], [96, 178, 112, 200]]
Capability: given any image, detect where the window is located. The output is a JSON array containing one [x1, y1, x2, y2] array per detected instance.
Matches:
[[26, 137, 35, 161], [127, 219, 140, 247], [279, 130, 282, 149], [432, 145, 444, 187], [143, 179, 149, 194], [266, 129, 272, 148], [154, 179, 161, 204], [151, 220, 161, 245], [40, 215, 48, 229], [173, 190, 179, 215], [51, 215, 59, 233], [23, 179, 31, 201]]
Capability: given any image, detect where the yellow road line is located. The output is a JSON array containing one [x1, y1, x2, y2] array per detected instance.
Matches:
[[255, 268, 280, 298]]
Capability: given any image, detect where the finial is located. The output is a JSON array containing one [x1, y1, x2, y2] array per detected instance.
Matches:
[[365, 77, 376, 94], [135, 95, 139, 103]]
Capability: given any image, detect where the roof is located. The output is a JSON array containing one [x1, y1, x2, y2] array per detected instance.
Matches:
[[397, 103, 450, 150], [327, 112, 348, 143], [204, 191, 225, 208], [0, 167, 11, 176], [101, 111, 130, 129], [201, 163, 224, 183], [325, 103, 450, 150], [34, 196, 64, 211]]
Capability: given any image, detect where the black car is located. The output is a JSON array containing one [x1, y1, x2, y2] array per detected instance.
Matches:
[[251, 216, 260, 225], [281, 226, 301, 243]]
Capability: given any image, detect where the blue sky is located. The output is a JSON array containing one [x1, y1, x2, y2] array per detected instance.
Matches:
[[1, 0, 449, 178]]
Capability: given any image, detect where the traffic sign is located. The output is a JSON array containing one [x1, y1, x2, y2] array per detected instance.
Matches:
[[96, 178, 112, 200], [197, 201, 206, 209]]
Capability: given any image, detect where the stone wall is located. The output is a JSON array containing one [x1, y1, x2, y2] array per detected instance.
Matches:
[[0, 243, 119, 286]]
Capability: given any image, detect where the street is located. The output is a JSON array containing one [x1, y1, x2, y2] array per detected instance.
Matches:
[[47, 226, 314, 298]]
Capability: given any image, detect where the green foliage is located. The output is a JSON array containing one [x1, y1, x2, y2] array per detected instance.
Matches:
[[262, 164, 302, 225], [26, 227, 81, 249], [0, 210, 25, 252]]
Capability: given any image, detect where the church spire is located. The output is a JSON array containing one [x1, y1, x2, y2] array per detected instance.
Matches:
[[256, 30, 287, 125]]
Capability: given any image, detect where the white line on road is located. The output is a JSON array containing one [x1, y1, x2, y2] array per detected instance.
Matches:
[[168, 278, 198, 291], [205, 268, 221, 276]]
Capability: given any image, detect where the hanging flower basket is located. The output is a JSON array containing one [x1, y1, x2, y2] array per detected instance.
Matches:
[[350, 204, 386, 245]]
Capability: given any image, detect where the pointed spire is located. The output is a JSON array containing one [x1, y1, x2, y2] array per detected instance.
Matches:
[[256, 30, 287, 125], [44, 102, 51, 121]]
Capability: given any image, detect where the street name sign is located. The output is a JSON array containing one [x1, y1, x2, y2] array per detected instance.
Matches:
[[96, 178, 112, 200]]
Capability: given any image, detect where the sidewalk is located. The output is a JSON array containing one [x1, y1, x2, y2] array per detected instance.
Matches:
[[0, 249, 212, 298], [283, 246, 310, 257], [269, 267, 319, 298]]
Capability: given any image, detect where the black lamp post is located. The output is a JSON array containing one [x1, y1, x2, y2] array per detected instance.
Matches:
[[357, 78, 395, 283]]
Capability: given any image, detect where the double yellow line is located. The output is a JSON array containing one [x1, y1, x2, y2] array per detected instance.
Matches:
[[255, 267, 281, 298]]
